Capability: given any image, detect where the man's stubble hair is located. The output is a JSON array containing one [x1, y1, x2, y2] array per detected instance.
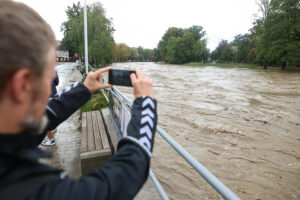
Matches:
[[0, 0, 56, 97], [22, 85, 49, 134]]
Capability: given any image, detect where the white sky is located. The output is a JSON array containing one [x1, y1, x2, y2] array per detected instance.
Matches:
[[14, 0, 259, 51]]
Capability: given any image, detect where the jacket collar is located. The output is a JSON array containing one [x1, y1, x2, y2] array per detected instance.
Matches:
[[0, 131, 51, 160]]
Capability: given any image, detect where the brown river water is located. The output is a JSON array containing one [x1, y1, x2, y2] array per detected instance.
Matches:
[[110, 62, 300, 200]]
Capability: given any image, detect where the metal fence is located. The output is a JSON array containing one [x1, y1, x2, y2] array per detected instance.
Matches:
[[101, 86, 240, 200], [84, 65, 240, 199]]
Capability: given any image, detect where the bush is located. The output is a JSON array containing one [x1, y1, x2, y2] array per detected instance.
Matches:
[[79, 92, 109, 116]]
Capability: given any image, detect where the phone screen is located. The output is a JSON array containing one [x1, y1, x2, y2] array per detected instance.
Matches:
[[109, 69, 136, 87]]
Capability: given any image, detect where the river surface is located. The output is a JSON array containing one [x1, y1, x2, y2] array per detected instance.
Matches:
[[110, 62, 300, 200]]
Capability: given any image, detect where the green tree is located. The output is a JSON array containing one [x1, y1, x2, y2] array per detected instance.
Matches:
[[61, 2, 82, 57], [137, 46, 145, 61], [129, 48, 138, 61], [256, 0, 300, 69], [193, 39, 209, 63], [248, 19, 264, 64], [143, 49, 151, 61], [158, 27, 184, 60], [185, 25, 206, 41], [165, 37, 179, 63], [61, 2, 114, 66], [157, 25, 208, 64], [115, 43, 130, 62], [153, 48, 161, 62], [211, 40, 228, 62], [232, 34, 250, 63]]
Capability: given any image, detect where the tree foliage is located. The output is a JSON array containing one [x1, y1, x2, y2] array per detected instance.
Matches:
[[156, 26, 209, 64], [211, 0, 300, 69], [113, 43, 154, 62], [61, 2, 114, 66], [257, 0, 300, 68]]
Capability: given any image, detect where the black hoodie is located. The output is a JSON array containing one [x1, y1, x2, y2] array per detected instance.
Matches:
[[0, 82, 157, 200]]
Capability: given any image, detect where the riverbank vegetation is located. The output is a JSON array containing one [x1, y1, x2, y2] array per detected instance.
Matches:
[[209, 0, 300, 69], [183, 63, 262, 69], [156, 0, 299, 69], [60, 2, 154, 67], [113, 44, 154, 62], [61, 2, 114, 67], [153, 26, 209, 64], [183, 62, 300, 71], [61, 0, 299, 70]]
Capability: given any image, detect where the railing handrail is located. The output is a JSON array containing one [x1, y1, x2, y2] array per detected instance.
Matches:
[[104, 86, 240, 200], [156, 126, 240, 200], [82, 66, 240, 199]]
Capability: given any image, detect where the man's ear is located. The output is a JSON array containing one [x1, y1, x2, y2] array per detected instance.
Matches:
[[10, 69, 32, 103]]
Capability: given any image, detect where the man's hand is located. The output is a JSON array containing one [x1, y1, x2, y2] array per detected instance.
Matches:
[[130, 68, 154, 98], [83, 67, 112, 93]]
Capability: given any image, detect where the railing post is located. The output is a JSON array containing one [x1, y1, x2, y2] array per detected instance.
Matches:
[[84, 0, 88, 74]]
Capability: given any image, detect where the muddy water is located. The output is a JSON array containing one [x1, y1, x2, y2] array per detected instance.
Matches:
[[110, 62, 300, 200]]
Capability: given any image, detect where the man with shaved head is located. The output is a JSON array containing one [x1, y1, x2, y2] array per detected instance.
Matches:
[[0, 1, 157, 199]]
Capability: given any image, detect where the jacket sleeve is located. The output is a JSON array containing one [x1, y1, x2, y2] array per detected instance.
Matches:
[[46, 82, 91, 131], [31, 97, 158, 200], [31, 143, 150, 200]]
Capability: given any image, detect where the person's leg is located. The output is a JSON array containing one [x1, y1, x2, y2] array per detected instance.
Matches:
[[42, 131, 55, 146], [47, 131, 53, 140]]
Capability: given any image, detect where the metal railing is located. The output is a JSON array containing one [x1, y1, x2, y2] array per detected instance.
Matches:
[[103, 87, 169, 200], [102, 86, 240, 200], [83, 65, 240, 199]]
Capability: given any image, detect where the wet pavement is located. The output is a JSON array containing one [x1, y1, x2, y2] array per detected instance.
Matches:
[[40, 63, 83, 178]]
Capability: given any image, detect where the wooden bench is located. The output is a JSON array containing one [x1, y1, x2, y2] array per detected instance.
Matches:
[[80, 111, 112, 176]]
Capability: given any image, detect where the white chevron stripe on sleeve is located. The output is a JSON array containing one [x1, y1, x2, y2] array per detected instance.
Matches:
[[73, 82, 79, 87], [141, 115, 154, 128], [141, 108, 154, 118], [64, 85, 72, 93], [142, 98, 155, 109], [140, 125, 153, 139], [46, 106, 57, 117], [139, 136, 151, 151]]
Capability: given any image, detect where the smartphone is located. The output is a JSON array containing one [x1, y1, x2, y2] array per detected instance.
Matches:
[[109, 69, 136, 87]]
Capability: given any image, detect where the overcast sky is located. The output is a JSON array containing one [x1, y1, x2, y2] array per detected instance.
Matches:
[[14, 0, 260, 51]]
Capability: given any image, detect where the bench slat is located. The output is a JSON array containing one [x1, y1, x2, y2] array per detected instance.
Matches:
[[80, 111, 112, 176], [87, 112, 95, 151], [96, 111, 110, 149], [81, 112, 87, 152], [92, 111, 103, 150]]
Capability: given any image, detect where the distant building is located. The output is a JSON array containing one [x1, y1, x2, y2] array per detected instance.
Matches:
[[231, 46, 238, 52], [56, 41, 69, 62]]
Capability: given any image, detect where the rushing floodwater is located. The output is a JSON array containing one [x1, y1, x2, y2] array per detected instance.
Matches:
[[110, 62, 300, 200]]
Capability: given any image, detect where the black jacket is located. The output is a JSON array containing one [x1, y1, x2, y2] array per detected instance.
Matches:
[[51, 71, 59, 97], [0, 82, 156, 200]]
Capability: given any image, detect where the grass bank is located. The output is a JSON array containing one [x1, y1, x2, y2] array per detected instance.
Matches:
[[183, 62, 300, 71]]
